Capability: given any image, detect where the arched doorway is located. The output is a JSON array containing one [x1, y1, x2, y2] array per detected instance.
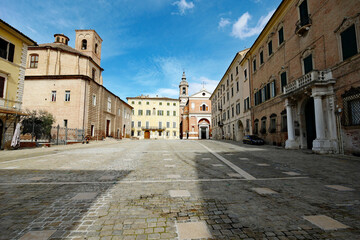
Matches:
[[305, 98, 316, 149], [198, 118, 210, 139], [237, 120, 244, 141]]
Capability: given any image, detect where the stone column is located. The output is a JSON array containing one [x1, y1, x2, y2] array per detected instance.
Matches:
[[285, 98, 298, 149], [313, 95, 325, 139]]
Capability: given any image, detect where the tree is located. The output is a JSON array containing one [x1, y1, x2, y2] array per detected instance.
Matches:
[[22, 110, 55, 141]]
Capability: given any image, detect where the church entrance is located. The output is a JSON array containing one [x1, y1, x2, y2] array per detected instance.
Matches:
[[200, 127, 207, 139], [144, 131, 150, 139], [305, 98, 316, 149]]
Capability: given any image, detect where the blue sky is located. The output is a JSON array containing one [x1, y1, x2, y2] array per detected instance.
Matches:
[[1, 0, 281, 99]]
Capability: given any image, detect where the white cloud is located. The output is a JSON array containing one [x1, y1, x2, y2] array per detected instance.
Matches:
[[172, 0, 194, 15], [218, 18, 231, 29], [231, 9, 275, 39]]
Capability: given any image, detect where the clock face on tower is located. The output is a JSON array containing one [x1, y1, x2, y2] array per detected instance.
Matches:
[[182, 99, 186, 102]]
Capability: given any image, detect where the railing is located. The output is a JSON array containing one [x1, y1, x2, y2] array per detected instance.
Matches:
[[141, 126, 166, 131], [0, 98, 22, 110], [283, 70, 334, 94], [295, 15, 312, 36]]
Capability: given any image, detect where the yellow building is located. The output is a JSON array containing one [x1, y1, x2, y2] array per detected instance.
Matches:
[[127, 95, 180, 139], [0, 19, 36, 149]]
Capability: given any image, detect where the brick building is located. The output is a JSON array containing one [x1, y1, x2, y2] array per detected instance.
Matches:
[[243, 0, 360, 154], [23, 30, 132, 140], [179, 72, 212, 139]]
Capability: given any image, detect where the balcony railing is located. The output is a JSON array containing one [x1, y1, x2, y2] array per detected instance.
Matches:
[[295, 15, 312, 36], [0, 98, 22, 111], [283, 70, 334, 95], [141, 126, 166, 131]]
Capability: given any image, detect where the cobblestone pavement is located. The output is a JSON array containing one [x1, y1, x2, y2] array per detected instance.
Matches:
[[0, 140, 359, 240]]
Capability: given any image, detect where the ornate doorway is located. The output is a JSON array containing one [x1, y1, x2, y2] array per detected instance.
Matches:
[[305, 98, 316, 149]]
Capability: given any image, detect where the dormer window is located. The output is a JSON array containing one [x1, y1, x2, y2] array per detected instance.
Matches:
[[95, 43, 98, 53], [82, 39, 87, 50]]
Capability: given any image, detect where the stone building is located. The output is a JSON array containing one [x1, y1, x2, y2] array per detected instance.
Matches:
[[179, 72, 212, 140], [127, 95, 180, 139], [0, 19, 37, 149], [243, 0, 360, 154], [211, 50, 251, 141], [23, 30, 132, 140]]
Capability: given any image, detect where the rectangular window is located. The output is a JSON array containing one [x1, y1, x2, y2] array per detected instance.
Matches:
[[138, 121, 141, 127], [299, 0, 310, 26], [92, 95, 96, 106], [232, 107, 234, 117], [236, 66, 239, 75], [131, 121, 134, 128], [51, 91, 56, 102], [146, 110, 151, 116], [159, 121, 162, 128], [30, 55, 39, 68], [166, 122, 170, 128], [166, 131, 169, 137], [64, 119, 68, 127], [92, 69, 96, 80], [0, 38, 15, 62], [231, 87, 234, 97], [146, 121, 149, 128], [260, 51, 264, 64], [349, 98, 360, 125], [236, 81, 239, 92], [173, 122, 176, 128], [173, 111, 176, 116], [271, 81, 276, 98], [231, 74, 233, 81], [268, 40, 273, 55], [253, 59, 257, 72], [173, 131, 176, 137], [281, 72, 287, 92], [341, 25, 358, 61], [278, 27, 284, 45], [0, 76, 5, 98], [244, 69, 247, 79], [261, 88, 266, 103], [158, 110, 164, 116], [303, 54, 313, 74], [227, 92, 229, 101], [138, 110, 143, 116], [65, 90, 70, 101], [167, 110, 170, 116], [91, 125, 95, 137], [137, 131, 141, 136]]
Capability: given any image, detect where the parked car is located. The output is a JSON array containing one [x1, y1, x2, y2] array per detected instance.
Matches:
[[243, 135, 265, 145]]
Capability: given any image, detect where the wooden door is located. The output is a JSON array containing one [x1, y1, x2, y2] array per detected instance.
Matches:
[[106, 120, 110, 137], [144, 131, 150, 139]]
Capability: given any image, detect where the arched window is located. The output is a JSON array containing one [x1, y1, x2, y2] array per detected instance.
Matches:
[[182, 87, 186, 94], [29, 54, 39, 68], [95, 43, 98, 53], [107, 97, 112, 112], [56, 37, 60, 42], [200, 104, 208, 111], [82, 39, 87, 50]]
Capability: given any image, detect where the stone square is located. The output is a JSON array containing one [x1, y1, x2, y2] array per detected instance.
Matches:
[[252, 188, 278, 195], [176, 221, 212, 240], [303, 215, 350, 230]]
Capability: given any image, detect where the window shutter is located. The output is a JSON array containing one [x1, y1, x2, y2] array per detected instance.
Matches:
[[281, 72, 287, 91], [278, 27, 284, 44], [303, 55, 313, 74], [299, 0, 309, 26], [0, 76, 5, 98], [8, 43, 15, 62], [266, 83, 271, 100], [341, 25, 358, 61]]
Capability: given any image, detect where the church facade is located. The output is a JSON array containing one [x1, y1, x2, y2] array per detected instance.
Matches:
[[179, 72, 212, 139], [23, 30, 132, 140]]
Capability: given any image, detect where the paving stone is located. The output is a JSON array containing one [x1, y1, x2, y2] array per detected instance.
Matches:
[[19, 230, 56, 240], [303, 215, 350, 230], [176, 221, 212, 240], [325, 185, 355, 191], [71, 192, 98, 200], [251, 188, 278, 195]]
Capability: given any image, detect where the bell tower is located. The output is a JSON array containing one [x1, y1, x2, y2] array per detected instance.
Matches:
[[75, 30, 102, 66], [179, 71, 189, 108]]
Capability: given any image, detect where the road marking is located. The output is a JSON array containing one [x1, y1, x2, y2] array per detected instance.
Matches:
[[196, 142, 256, 180], [167, 174, 181, 179], [2, 166, 18, 169], [163, 158, 173, 161], [165, 164, 176, 168], [283, 171, 301, 176], [202, 158, 211, 160], [212, 164, 225, 167], [257, 163, 270, 166], [0, 177, 308, 185], [227, 173, 242, 178]]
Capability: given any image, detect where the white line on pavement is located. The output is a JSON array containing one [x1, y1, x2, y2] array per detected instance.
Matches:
[[196, 142, 256, 180], [0, 177, 308, 185]]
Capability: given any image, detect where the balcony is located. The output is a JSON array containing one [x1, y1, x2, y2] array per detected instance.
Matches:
[[295, 15, 312, 36], [141, 126, 166, 131], [0, 98, 22, 112], [218, 121, 224, 127], [283, 70, 335, 95]]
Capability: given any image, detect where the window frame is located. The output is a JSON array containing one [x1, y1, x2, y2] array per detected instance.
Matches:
[[51, 90, 56, 102], [65, 90, 71, 102], [29, 54, 39, 68]]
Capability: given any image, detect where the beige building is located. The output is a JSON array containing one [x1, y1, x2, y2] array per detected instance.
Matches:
[[0, 19, 36, 149], [211, 49, 251, 141], [127, 95, 180, 139], [23, 30, 132, 140]]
